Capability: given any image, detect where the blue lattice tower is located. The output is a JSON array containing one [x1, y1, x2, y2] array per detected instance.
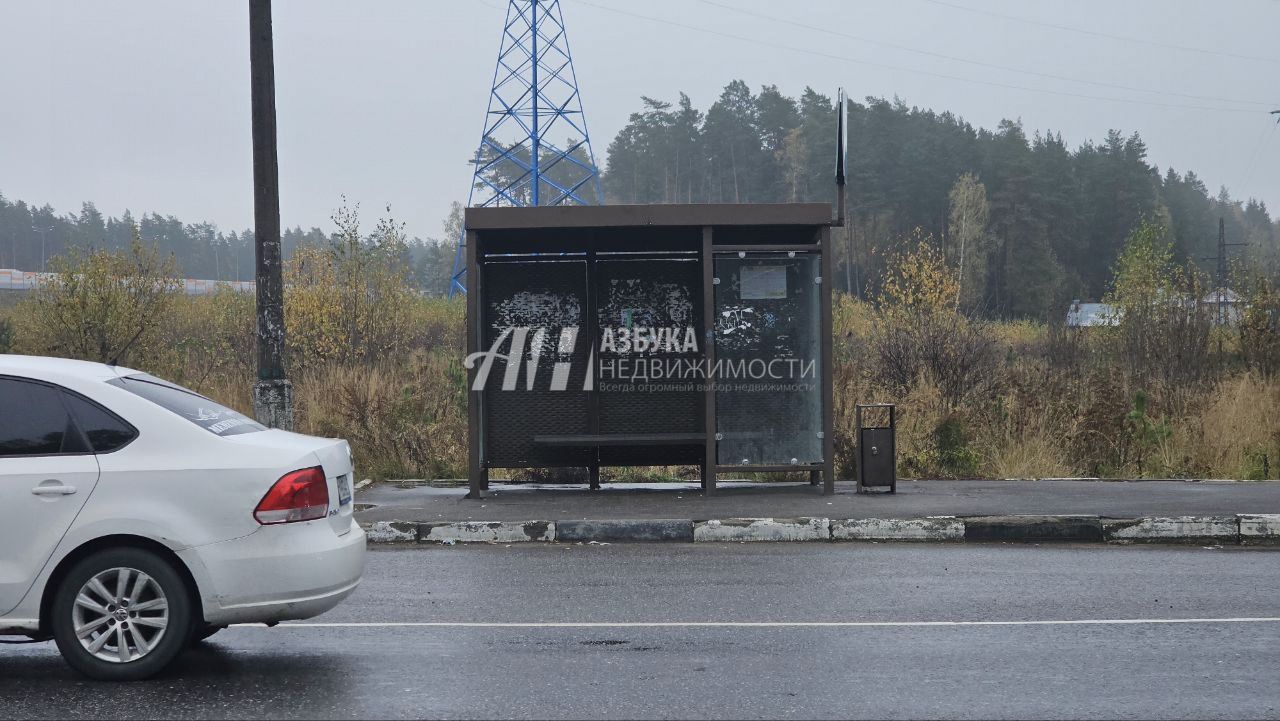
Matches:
[[449, 0, 604, 296]]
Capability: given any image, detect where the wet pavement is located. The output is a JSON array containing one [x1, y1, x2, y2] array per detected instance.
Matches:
[[355, 478, 1280, 524], [2, 543, 1278, 719]]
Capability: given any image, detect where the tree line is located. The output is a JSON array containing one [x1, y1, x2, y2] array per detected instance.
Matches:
[[0, 192, 464, 296], [602, 82, 1280, 318], [6, 82, 1277, 313]]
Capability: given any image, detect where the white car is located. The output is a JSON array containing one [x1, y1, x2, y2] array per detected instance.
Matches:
[[0, 355, 365, 681]]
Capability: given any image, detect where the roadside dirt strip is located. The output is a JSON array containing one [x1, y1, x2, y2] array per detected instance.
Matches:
[[362, 514, 1280, 545]]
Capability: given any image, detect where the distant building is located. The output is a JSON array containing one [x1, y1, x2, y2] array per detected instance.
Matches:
[[0, 268, 254, 296], [1201, 288, 1243, 326], [0, 268, 47, 292], [1066, 300, 1119, 327], [1067, 290, 1244, 328]]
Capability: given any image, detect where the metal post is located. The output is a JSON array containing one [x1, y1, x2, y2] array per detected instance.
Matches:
[[586, 247, 600, 490], [820, 226, 835, 495], [466, 230, 488, 499], [530, 0, 540, 207], [843, 224, 853, 295], [248, 0, 293, 430], [701, 227, 717, 495], [855, 405, 864, 493]]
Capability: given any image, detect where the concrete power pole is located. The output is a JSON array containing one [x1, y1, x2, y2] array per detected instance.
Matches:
[[248, 0, 293, 430]]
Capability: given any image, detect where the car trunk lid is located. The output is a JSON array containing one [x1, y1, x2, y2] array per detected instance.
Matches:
[[222, 430, 356, 536]]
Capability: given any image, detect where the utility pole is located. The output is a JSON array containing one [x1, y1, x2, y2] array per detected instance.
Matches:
[[1217, 218, 1227, 327], [32, 225, 52, 273], [248, 0, 293, 430]]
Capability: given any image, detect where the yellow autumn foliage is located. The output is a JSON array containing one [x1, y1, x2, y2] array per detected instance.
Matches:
[[879, 232, 960, 314]]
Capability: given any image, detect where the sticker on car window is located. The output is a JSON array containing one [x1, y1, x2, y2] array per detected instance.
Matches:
[[108, 375, 267, 437]]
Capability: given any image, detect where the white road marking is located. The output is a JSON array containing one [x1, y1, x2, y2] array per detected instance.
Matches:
[[234, 617, 1280, 629]]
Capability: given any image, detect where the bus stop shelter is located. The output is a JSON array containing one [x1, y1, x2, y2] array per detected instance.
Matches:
[[464, 203, 835, 497]]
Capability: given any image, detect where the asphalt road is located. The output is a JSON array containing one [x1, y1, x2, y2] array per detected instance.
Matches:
[[2, 544, 1278, 720]]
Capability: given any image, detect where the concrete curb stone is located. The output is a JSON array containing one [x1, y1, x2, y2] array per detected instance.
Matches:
[[1102, 516, 1238, 544], [693, 517, 830, 542], [963, 515, 1103, 542], [419, 520, 555, 543], [557, 519, 693, 543], [1238, 514, 1280, 545], [831, 516, 964, 542], [364, 521, 418, 543]]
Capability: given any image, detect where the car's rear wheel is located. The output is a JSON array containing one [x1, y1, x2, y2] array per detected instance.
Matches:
[[51, 547, 193, 681]]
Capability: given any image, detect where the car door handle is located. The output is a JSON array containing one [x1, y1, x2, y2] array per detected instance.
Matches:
[[31, 483, 77, 496]]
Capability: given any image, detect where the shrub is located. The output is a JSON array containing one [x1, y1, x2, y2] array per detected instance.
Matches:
[[933, 414, 980, 477], [1236, 270, 1280, 376], [284, 202, 421, 369], [11, 230, 181, 366], [1104, 220, 1215, 397], [1120, 390, 1173, 477], [871, 238, 1000, 408]]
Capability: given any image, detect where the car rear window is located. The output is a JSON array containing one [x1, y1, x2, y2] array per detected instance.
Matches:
[[107, 374, 267, 437]]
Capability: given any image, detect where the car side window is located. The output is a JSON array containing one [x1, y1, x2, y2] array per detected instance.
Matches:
[[0, 378, 78, 457], [61, 391, 138, 453]]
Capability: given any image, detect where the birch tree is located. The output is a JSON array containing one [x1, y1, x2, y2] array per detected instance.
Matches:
[[947, 173, 990, 310]]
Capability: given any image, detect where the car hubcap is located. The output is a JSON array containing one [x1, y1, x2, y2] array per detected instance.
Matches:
[[72, 567, 169, 663]]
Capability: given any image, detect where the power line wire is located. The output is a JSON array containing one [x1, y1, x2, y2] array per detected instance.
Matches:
[[1239, 121, 1278, 198], [696, 0, 1275, 108], [919, 0, 1280, 66], [569, 0, 1264, 115]]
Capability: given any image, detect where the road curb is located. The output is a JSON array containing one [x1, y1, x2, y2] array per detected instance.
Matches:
[[359, 514, 1280, 545], [420, 520, 555, 544], [832, 516, 964, 542], [557, 519, 693, 543], [693, 517, 830, 542], [1240, 514, 1280, 545], [365, 521, 419, 543], [1102, 516, 1238, 544], [964, 515, 1103, 543]]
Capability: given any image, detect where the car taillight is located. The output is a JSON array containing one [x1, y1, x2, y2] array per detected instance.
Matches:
[[254, 466, 329, 524]]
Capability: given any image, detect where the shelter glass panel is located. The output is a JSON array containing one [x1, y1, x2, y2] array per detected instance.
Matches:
[[713, 252, 823, 466]]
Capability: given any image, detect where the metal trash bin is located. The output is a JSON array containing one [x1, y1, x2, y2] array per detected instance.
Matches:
[[855, 403, 896, 493]]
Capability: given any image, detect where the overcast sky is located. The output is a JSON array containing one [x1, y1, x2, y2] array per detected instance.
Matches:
[[2, 0, 1277, 241]]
